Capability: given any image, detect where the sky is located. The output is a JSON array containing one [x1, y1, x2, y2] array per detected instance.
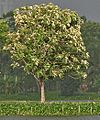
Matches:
[[0, 0, 100, 22]]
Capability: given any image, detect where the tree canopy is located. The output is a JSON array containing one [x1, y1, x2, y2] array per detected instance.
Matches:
[[4, 3, 89, 81]]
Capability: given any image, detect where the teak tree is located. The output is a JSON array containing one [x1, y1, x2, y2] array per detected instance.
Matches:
[[4, 3, 89, 103]]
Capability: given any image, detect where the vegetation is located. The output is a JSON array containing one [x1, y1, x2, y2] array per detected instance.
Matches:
[[0, 4, 100, 104], [0, 19, 9, 50], [81, 20, 100, 93], [0, 92, 99, 101], [1, 2, 100, 118], [3, 3, 89, 103], [0, 101, 99, 116], [0, 15, 100, 101]]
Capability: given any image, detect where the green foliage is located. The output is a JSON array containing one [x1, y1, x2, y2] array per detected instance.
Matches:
[[4, 3, 89, 80], [3, 11, 16, 31], [81, 21, 100, 65], [0, 101, 99, 116], [81, 20, 100, 92], [61, 75, 80, 96], [0, 19, 13, 94], [0, 92, 99, 101], [0, 19, 9, 51], [0, 93, 39, 101]]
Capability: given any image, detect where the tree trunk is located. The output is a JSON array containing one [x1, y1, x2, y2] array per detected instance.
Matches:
[[39, 79, 45, 103]]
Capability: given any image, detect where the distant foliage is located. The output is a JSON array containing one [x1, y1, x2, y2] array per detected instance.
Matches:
[[81, 20, 100, 92], [0, 19, 9, 50], [61, 75, 80, 96]]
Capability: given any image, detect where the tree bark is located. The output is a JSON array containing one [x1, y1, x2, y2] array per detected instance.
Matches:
[[39, 78, 45, 103]]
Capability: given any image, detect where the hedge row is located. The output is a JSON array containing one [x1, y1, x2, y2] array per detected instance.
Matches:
[[0, 101, 100, 116]]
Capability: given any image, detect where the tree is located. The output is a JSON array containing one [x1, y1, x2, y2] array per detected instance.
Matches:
[[0, 18, 37, 95], [0, 19, 9, 51], [0, 19, 11, 94], [81, 20, 100, 92], [61, 75, 81, 96], [4, 3, 89, 103]]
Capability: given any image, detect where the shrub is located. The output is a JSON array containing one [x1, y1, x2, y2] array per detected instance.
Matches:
[[0, 101, 99, 116]]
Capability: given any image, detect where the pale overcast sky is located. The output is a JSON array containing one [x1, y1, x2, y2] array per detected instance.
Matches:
[[0, 0, 100, 22]]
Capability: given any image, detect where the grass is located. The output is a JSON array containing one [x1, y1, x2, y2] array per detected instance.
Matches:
[[0, 92, 99, 116], [0, 92, 99, 101]]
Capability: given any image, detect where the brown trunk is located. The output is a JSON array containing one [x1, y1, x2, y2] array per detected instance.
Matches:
[[39, 79, 45, 103]]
